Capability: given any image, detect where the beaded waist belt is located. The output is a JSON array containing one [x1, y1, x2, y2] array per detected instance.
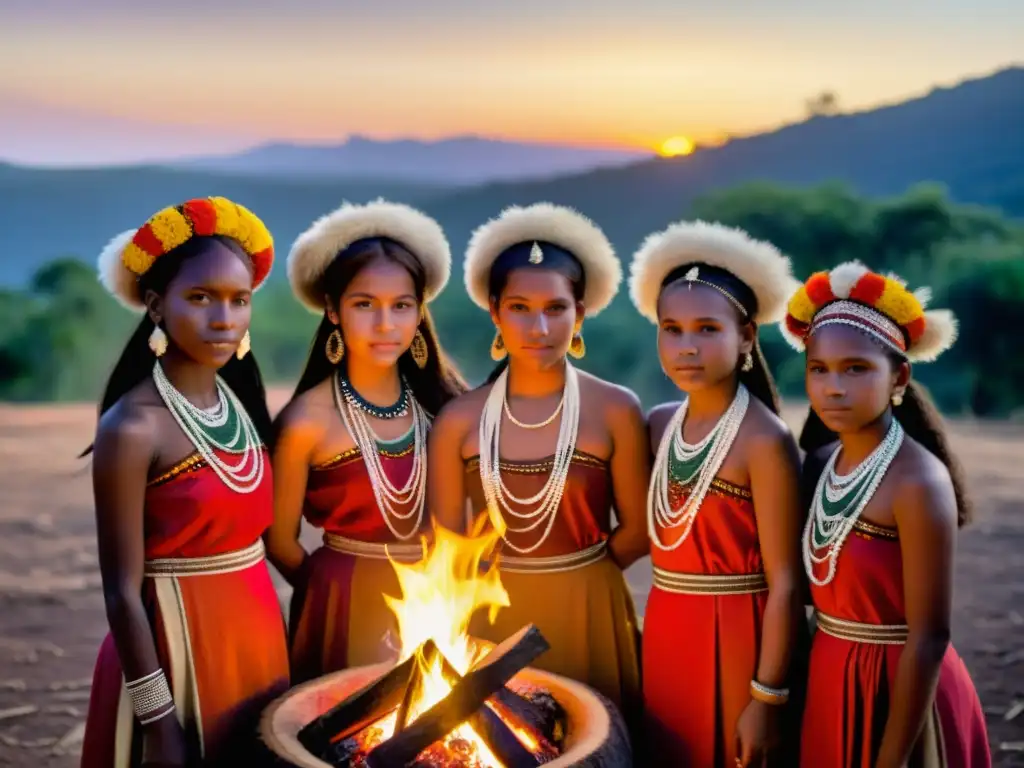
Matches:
[[322, 532, 424, 563], [492, 541, 608, 574], [815, 611, 909, 645], [653, 567, 768, 595], [144, 539, 265, 578]]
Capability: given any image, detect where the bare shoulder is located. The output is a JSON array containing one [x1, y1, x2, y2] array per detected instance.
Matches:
[[891, 436, 957, 524], [93, 382, 160, 463], [273, 379, 332, 444], [646, 400, 683, 447], [740, 397, 796, 453], [577, 369, 642, 416], [432, 384, 491, 434]]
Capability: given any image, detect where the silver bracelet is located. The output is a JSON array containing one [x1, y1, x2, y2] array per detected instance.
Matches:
[[125, 669, 174, 723], [750, 679, 790, 704]]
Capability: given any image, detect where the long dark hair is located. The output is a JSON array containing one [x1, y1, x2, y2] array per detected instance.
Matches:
[[484, 241, 587, 385], [84, 235, 273, 454], [799, 355, 972, 528], [659, 263, 783, 414], [291, 237, 466, 415]]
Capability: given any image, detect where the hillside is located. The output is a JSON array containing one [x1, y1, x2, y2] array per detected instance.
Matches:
[[0, 165, 447, 285], [1, 66, 1021, 286], [173, 135, 651, 185], [420, 67, 1024, 263]]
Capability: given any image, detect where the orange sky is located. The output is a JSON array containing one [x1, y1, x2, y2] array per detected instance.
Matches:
[[1, 2, 1022, 161]]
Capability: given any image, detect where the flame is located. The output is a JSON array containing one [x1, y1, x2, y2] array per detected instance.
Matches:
[[375, 515, 521, 765]]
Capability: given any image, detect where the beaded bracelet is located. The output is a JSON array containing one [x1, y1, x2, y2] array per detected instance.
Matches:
[[749, 679, 789, 705], [126, 669, 175, 725]]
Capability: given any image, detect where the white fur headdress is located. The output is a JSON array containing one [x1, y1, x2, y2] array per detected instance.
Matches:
[[783, 261, 958, 363], [287, 199, 452, 313], [628, 219, 796, 325], [98, 229, 147, 312], [463, 203, 621, 317]]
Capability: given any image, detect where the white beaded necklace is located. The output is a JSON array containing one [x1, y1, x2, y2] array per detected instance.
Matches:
[[152, 363, 264, 494], [648, 385, 750, 551], [803, 418, 904, 586], [478, 363, 581, 554], [332, 373, 429, 541]]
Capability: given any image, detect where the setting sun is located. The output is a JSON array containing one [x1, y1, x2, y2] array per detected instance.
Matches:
[[659, 136, 696, 157]]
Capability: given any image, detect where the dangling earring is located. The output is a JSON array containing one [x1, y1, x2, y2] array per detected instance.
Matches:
[[490, 331, 507, 361], [891, 391, 904, 407], [236, 330, 251, 360], [568, 333, 586, 359], [149, 326, 168, 358], [410, 329, 429, 369], [325, 328, 345, 365], [741, 351, 753, 372]]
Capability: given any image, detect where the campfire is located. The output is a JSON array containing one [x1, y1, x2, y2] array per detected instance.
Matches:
[[298, 520, 565, 767], [260, 518, 632, 767]]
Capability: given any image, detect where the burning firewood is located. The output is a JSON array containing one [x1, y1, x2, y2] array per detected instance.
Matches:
[[364, 625, 549, 767]]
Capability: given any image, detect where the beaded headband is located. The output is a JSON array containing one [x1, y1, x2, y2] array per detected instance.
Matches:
[[464, 203, 621, 317], [783, 261, 958, 363], [97, 197, 274, 312], [287, 199, 452, 314], [629, 219, 796, 325]]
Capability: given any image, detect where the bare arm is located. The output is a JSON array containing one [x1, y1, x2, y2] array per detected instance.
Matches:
[[748, 429, 804, 690], [427, 403, 470, 534], [875, 468, 956, 768], [93, 406, 184, 754], [606, 392, 652, 569], [266, 409, 317, 586]]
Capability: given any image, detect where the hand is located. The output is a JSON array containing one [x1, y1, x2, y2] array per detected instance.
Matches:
[[734, 699, 780, 768], [141, 713, 187, 767]]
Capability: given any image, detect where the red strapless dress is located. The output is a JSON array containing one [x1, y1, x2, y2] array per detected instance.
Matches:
[[288, 445, 423, 683], [80, 449, 289, 767], [643, 477, 796, 767], [802, 519, 991, 767]]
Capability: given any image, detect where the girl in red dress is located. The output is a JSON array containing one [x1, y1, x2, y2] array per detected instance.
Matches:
[[80, 198, 289, 767], [628, 221, 806, 767], [785, 262, 991, 767], [267, 201, 466, 682]]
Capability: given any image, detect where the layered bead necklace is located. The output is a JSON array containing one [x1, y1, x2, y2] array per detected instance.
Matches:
[[152, 363, 264, 494], [478, 363, 581, 554], [803, 417, 904, 586], [648, 384, 750, 551], [332, 372, 429, 541]]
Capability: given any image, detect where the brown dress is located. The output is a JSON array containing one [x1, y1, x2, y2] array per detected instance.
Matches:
[[463, 451, 642, 715]]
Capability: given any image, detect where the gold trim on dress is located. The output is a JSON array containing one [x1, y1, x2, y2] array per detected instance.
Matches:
[[464, 450, 608, 475], [322, 532, 425, 563], [852, 518, 899, 540], [652, 567, 768, 595], [312, 442, 415, 471], [815, 610, 908, 645], [148, 453, 205, 487], [144, 540, 266, 578], [493, 541, 608, 574], [671, 476, 753, 502]]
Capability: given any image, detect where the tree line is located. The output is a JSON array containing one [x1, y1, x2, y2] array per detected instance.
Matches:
[[2, 182, 1022, 417]]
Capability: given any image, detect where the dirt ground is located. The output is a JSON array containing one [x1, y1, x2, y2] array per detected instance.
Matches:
[[0, 392, 1021, 766]]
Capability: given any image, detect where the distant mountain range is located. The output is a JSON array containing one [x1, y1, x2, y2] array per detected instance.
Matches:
[[1, 66, 1021, 287], [171, 136, 652, 185]]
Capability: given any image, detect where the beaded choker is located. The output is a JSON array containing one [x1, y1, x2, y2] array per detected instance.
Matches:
[[336, 374, 410, 420]]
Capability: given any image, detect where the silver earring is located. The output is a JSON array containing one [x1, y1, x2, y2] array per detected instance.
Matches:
[[741, 352, 753, 372], [891, 392, 903, 407]]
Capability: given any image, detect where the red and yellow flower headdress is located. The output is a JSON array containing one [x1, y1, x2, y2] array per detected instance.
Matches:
[[783, 261, 957, 362], [97, 197, 274, 311]]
